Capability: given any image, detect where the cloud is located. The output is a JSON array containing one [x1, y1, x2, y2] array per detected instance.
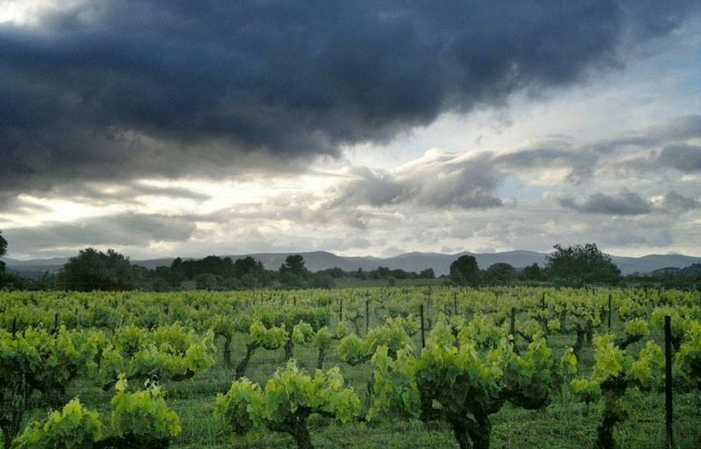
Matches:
[[5, 212, 197, 255], [656, 191, 700, 213], [331, 152, 502, 209], [1, 0, 698, 202], [491, 115, 701, 186], [559, 191, 652, 215], [654, 143, 701, 172]]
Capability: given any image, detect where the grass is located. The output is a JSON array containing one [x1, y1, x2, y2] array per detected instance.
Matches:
[[58, 330, 700, 449], [4, 291, 700, 449]]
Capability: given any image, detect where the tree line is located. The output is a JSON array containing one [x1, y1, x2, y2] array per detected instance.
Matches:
[[1, 233, 700, 291]]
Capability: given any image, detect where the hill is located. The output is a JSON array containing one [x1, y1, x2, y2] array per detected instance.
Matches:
[[6, 250, 701, 277]]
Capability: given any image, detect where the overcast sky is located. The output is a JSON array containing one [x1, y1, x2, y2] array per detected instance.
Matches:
[[1, 0, 700, 261]]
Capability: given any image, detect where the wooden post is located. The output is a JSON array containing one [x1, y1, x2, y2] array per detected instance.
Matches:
[[510, 307, 516, 336], [608, 294, 612, 330], [365, 299, 370, 337], [420, 304, 425, 349], [339, 296, 343, 323]]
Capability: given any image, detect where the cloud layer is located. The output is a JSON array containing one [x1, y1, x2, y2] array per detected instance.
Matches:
[[2, 0, 699, 202]]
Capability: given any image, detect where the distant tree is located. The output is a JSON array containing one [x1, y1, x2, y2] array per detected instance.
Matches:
[[60, 248, 141, 291], [450, 255, 480, 286], [279, 255, 309, 288], [351, 267, 366, 279], [311, 274, 335, 289], [0, 230, 6, 258], [0, 231, 7, 285], [280, 255, 307, 276], [521, 263, 545, 282], [375, 266, 392, 279], [0, 230, 6, 272], [390, 269, 410, 279], [545, 243, 621, 287], [419, 268, 436, 279], [317, 267, 346, 279], [195, 273, 220, 290], [233, 256, 264, 277], [484, 263, 517, 285]]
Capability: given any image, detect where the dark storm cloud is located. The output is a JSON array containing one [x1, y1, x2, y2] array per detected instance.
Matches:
[[6, 212, 197, 253], [1, 0, 698, 201], [559, 191, 652, 215]]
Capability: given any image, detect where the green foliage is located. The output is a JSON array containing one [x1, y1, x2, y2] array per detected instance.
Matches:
[[100, 324, 216, 388], [483, 263, 518, 285], [11, 379, 181, 449], [11, 399, 102, 449], [110, 376, 181, 440], [369, 318, 574, 449], [571, 333, 665, 449], [60, 248, 142, 291], [449, 255, 480, 286], [338, 318, 415, 366], [676, 320, 701, 391], [0, 327, 104, 447], [215, 360, 360, 449], [0, 230, 6, 258], [249, 320, 288, 350], [368, 345, 419, 421], [546, 243, 621, 287]]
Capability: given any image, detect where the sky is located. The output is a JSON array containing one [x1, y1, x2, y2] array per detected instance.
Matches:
[[1, 0, 700, 261]]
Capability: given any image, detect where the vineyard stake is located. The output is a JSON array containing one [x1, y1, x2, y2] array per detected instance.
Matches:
[[510, 307, 516, 336], [420, 304, 425, 349], [365, 299, 370, 337]]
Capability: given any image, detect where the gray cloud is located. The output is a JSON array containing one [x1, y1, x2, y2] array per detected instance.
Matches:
[[1, 0, 698, 202], [332, 153, 502, 210], [333, 167, 409, 207], [494, 144, 602, 183], [655, 143, 701, 172], [5, 213, 196, 254], [559, 191, 652, 215], [492, 115, 701, 184], [658, 191, 700, 213]]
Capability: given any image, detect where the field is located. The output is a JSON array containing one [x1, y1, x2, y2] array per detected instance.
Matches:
[[1, 286, 700, 449]]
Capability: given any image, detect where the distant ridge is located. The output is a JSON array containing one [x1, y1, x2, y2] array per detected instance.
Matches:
[[6, 250, 701, 277]]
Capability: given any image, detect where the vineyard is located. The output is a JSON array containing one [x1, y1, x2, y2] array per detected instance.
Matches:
[[1, 286, 700, 449]]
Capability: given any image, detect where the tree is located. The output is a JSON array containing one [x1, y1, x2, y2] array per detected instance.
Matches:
[[281, 254, 307, 276], [545, 243, 621, 287], [0, 230, 7, 280], [450, 255, 480, 286], [483, 263, 517, 285], [60, 248, 141, 291], [419, 268, 436, 279], [521, 263, 545, 282], [0, 230, 6, 258], [279, 254, 309, 287]]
